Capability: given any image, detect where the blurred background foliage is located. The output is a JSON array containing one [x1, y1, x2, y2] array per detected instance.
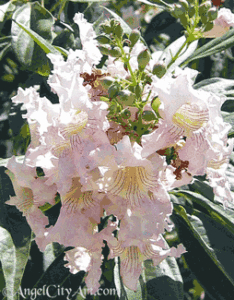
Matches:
[[0, 0, 234, 299]]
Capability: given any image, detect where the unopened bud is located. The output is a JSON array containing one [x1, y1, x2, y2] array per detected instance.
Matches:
[[137, 49, 151, 71], [129, 29, 141, 48], [152, 63, 167, 78], [171, 4, 185, 18], [96, 35, 111, 45], [100, 23, 112, 34], [180, 14, 189, 28], [199, 1, 212, 15], [151, 97, 161, 117], [109, 47, 122, 58], [142, 111, 157, 122], [204, 21, 214, 32], [121, 108, 131, 119], [98, 45, 111, 56], [188, 6, 195, 18], [208, 7, 218, 21], [200, 14, 208, 24], [116, 90, 135, 106], [108, 84, 120, 98], [113, 22, 123, 39], [179, 0, 189, 10]]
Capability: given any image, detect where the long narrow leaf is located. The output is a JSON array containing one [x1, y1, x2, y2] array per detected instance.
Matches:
[[185, 28, 234, 63], [12, 19, 60, 55]]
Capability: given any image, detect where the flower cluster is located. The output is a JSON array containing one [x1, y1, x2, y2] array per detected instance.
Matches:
[[5, 10, 233, 293]]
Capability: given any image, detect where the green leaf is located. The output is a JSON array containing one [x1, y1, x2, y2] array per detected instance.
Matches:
[[172, 190, 234, 236], [188, 179, 214, 201], [11, 2, 59, 74], [0, 227, 31, 300], [172, 205, 234, 300], [26, 248, 85, 300], [0, 165, 31, 300], [222, 112, 234, 138], [185, 28, 234, 63], [194, 77, 234, 112], [143, 257, 184, 300], [0, 1, 15, 22]]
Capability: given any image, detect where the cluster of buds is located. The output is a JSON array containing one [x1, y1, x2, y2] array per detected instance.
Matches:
[[169, 0, 232, 40], [199, 1, 218, 33], [170, 0, 196, 29]]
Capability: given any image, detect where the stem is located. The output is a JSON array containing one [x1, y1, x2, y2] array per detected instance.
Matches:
[[41, 0, 44, 7], [115, 38, 137, 86], [167, 39, 188, 69]]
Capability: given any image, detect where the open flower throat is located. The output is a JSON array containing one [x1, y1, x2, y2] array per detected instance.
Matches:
[[172, 103, 209, 134]]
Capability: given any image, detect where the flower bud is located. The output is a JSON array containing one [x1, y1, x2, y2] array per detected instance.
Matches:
[[180, 15, 189, 28], [121, 108, 131, 119], [188, 6, 195, 18], [152, 63, 167, 78], [171, 4, 185, 18], [208, 7, 218, 21], [137, 49, 151, 71], [199, 1, 212, 16], [109, 47, 122, 58], [200, 14, 208, 24], [151, 96, 161, 117], [113, 22, 123, 39], [98, 45, 111, 56], [129, 29, 141, 48], [179, 0, 189, 11], [204, 21, 214, 32], [96, 35, 111, 45], [142, 111, 157, 122], [108, 84, 120, 98], [116, 90, 135, 106], [100, 23, 112, 34]]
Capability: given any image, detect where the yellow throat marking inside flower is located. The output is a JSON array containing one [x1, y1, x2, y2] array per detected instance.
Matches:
[[172, 103, 209, 134], [63, 177, 95, 212], [105, 166, 157, 207], [61, 110, 88, 139]]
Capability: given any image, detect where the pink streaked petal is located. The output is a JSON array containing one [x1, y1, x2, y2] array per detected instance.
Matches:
[[141, 121, 183, 158], [178, 132, 210, 176], [120, 246, 143, 291]]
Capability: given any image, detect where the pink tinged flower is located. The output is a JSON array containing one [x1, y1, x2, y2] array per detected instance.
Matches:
[[204, 8, 234, 38], [178, 132, 211, 176], [64, 247, 102, 294], [206, 138, 234, 206], [95, 136, 164, 207], [107, 236, 186, 291], [141, 69, 210, 157], [73, 13, 102, 70], [5, 167, 50, 246]]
